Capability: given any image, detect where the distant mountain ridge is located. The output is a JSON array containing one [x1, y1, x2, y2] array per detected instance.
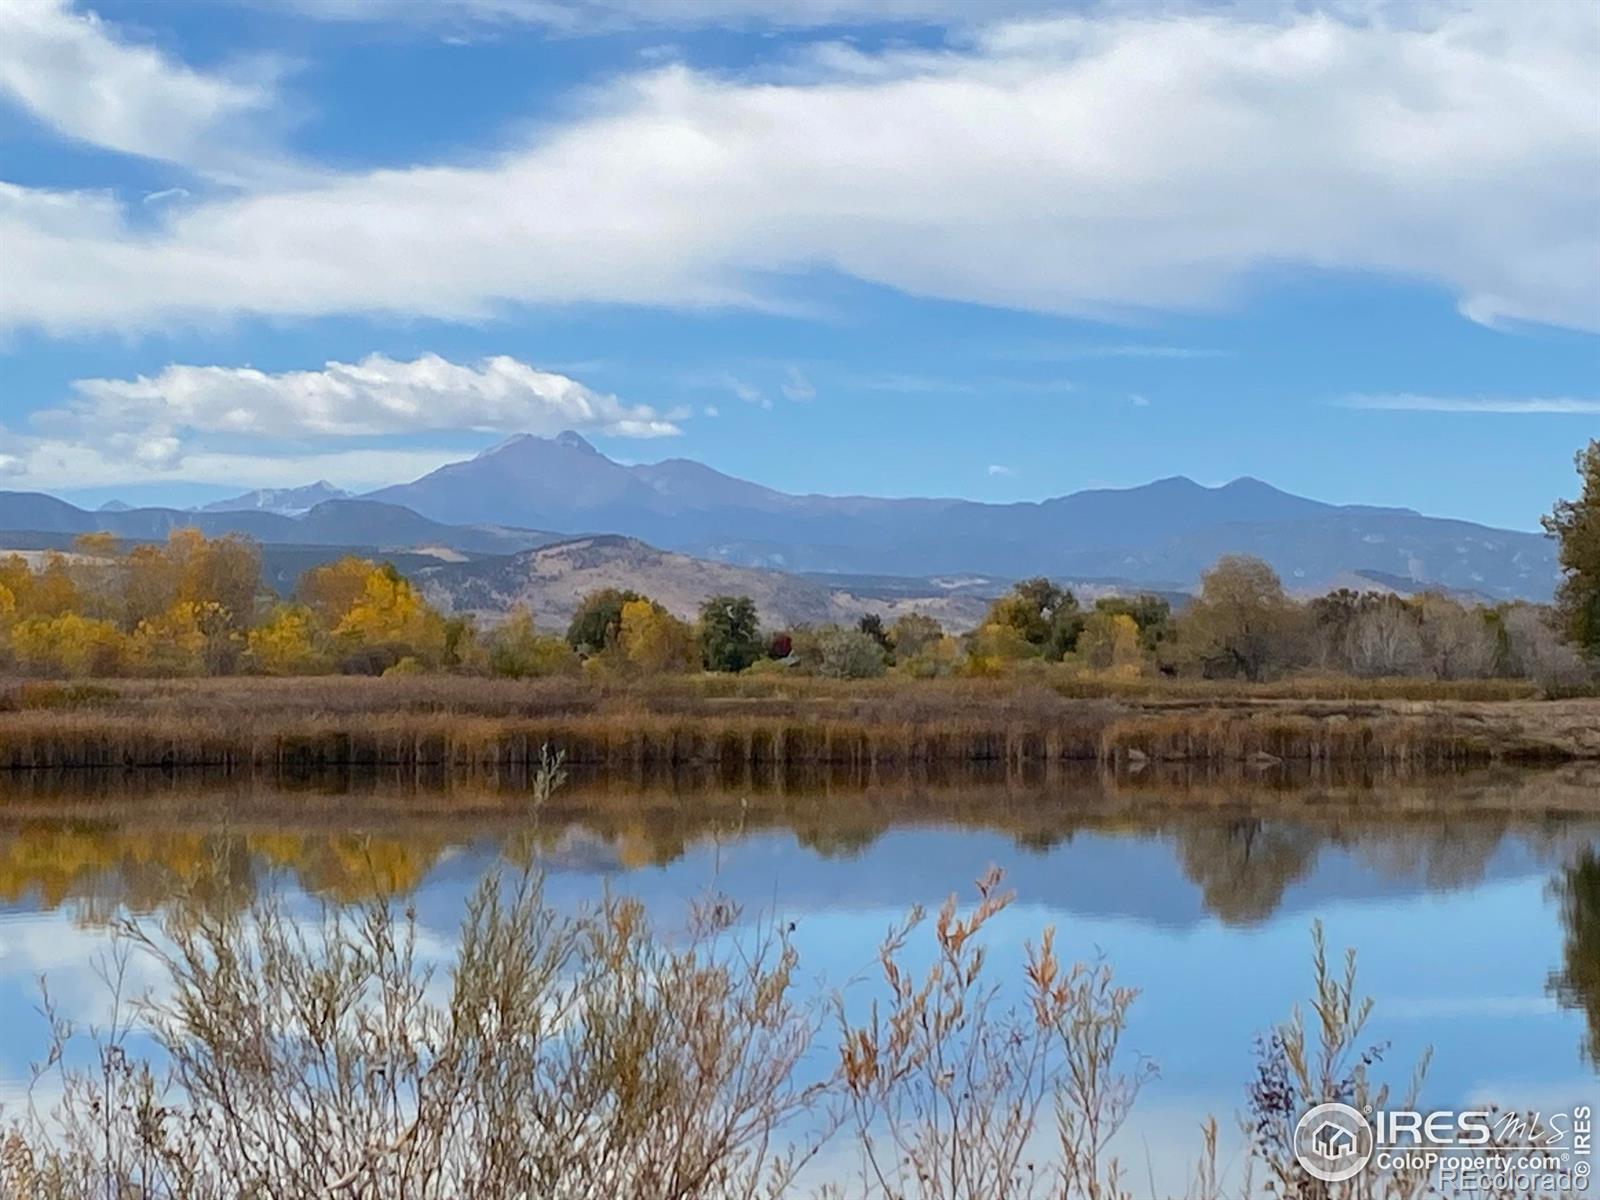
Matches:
[[200, 481, 351, 516], [0, 492, 557, 557], [3, 433, 1562, 602], [368, 433, 1559, 600]]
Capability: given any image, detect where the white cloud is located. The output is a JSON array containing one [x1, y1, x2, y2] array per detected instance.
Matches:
[[1, 3, 1595, 333], [1011, 343, 1231, 361], [851, 373, 980, 395], [780, 365, 816, 402], [720, 373, 770, 408], [57, 352, 680, 439], [987, 463, 1015, 477], [1006, 378, 1076, 395], [7, 440, 476, 491], [279, 0, 1064, 33], [0, 0, 275, 172], [6, 353, 679, 489], [1342, 394, 1600, 414]]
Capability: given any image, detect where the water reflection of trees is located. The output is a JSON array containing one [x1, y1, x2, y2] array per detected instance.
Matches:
[[1172, 820, 1321, 924], [1345, 820, 1597, 893], [0, 783, 1595, 928], [1346, 824, 1507, 891], [0, 827, 459, 923], [1173, 817, 1600, 927], [1549, 850, 1600, 1067]]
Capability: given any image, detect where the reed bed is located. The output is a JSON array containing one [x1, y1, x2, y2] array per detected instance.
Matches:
[[0, 672, 1563, 718], [0, 676, 1593, 772]]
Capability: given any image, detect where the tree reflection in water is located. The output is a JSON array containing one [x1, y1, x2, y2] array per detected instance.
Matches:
[[1550, 849, 1600, 1067], [1172, 819, 1321, 925], [0, 796, 1594, 937]]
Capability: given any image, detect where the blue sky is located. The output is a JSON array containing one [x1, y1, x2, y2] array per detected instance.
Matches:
[[0, 0, 1596, 530]]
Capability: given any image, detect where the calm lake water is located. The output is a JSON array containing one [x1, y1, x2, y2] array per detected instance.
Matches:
[[0, 765, 1595, 1191]]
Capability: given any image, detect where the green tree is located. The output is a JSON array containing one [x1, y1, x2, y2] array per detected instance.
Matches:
[[565, 588, 643, 654], [699, 595, 762, 672], [488, 607, 580, 678], [815, 626, 887, 678], [1543, 439, 1600, 658], [983, 576, 1082, 659], [856, 613, 891, 654], [1093, 594, 1172, 652]]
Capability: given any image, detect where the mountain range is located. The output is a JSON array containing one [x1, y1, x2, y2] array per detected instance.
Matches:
[[367, 433, 1559, 600], [0, 491, 554, 557], [1, 432, 1561, 606], [199, 481, 352, 516]]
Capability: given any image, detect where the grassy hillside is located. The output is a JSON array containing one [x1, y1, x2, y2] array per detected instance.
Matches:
[[415, 534, 995, 630]]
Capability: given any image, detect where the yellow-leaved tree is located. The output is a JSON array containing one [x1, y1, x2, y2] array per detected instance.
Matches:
[[246, 606, 328, 675], [69, 532, 123, 619], [28, 554, 81, 619], [128, 602, 213, 676], [118, 530, 260, 637], [123, 543, 179, 628], [10, 612, 127, 677], [333, 564, 449, 666], [297, 557, 378, 628], [1075, 611, 1146, 679], [129, 598, 253, 676], [0, 581, 15, 666], [618, 599, 699, 673], [71, 532, 120, 558], [0, 530, 275, 677], [0, 557, 32, 618], [962, 621, 1037, 676]]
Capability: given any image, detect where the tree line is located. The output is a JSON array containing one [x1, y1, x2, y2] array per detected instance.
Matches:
[[0, 439, 1593, 684]]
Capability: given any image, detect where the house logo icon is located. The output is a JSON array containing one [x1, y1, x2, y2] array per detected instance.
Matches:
[[1293, 1103, 1374, 1182], [1311, 1120, 1357, 1158]]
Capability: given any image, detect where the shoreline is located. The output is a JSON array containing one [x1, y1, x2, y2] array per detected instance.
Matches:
[[3, 757, 1598, 815]]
